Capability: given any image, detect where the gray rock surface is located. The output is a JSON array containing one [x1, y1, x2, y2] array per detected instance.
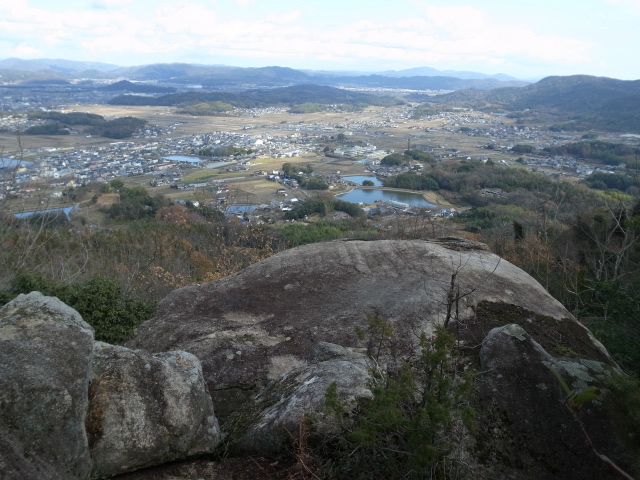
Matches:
[[476, 324, 636, 479], [0, 292, 95, 480], [88, 343, 221, 478], [128, 239, 606, 417], [226, 342, 373, 456]]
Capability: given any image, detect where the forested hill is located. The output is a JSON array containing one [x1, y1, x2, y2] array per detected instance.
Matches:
[[100, 80, 176, 94], [430, 75, 640, 132], [108, 84, 405, 108], [120, 63, 311, 86]]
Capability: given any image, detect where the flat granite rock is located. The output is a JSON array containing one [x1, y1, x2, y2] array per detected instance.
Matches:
[[128, 239, 609, 418]]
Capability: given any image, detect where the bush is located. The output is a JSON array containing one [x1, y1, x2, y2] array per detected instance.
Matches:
[[318, 315, 476, 479], [0, 272, 155, 344], [284, 199, 363, 220], [67, 275, 155, 344], [108, 187, 170, 220], [279, 221, 346, 247], [383, 172, 439, 190], [512, 144, 535, 154], [381, 153, 407, 166], [583, 172, 635, 192]]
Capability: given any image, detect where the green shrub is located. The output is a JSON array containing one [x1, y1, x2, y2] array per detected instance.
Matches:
[[67, 275, 155, 344], [319, 315, 476, 479], [0, 272, 155, 344]]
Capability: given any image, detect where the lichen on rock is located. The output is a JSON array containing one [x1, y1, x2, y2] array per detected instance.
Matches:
[[0, 292, 95, 480], [88, 343, 221, 479]]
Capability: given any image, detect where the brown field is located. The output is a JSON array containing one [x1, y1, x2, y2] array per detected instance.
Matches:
[[95, 193, 119, 207], [1, 103, 517, 162]]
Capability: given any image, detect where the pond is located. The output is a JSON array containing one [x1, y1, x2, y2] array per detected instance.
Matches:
[[14, 206, 74, 219], [336, 188, 435, 208], [341, 175, 383, 187]]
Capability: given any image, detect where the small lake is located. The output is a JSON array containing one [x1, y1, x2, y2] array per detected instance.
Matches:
[[14, 206, 74, 219], [341, 175, 383, 187], [336, 188, 435, 207]]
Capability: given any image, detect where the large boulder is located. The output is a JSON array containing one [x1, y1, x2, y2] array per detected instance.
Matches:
[[129, 238, 609, 417], [88, 343, 221, 478], [476, 324, 638, 479], [225, 342, 373, 456], [0, 292, 95, 480]]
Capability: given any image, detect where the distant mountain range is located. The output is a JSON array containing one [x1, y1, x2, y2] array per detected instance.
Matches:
[[0, 58, 527, 90], [2, 59, 638, 132], [377, 66, 519, 81], [0, 57, 120, 73]]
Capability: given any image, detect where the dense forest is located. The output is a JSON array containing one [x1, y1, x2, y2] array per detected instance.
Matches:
[[543, 140, 638, 166], [177, 101, 235, 116], [25, 111, 147, 138], [100, 80, 176, 93], [108, 84, 405, 109]]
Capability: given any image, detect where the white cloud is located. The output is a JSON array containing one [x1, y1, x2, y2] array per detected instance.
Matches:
[[0, 1, 595, 72], [265, 10, 301, 24], [11, 44, 43, 58], [92, 0, 134, 8], [155, 2, 220, 36], [606, 0, 640, 11]]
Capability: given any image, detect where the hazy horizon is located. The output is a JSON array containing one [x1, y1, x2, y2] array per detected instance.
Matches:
[[1, 0, 639, 81]]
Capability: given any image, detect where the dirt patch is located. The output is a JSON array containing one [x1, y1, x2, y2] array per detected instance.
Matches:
[[95, 193, 119, 207]]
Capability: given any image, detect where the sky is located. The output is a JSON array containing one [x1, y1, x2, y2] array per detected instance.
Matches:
[[1, 0, 639, 80]]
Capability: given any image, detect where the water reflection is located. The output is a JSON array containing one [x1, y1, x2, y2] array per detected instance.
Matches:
[[336, 188, 434, 207], [341, 176, 383, 187]]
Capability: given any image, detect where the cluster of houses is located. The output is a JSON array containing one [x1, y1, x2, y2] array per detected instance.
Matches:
[[0, 84, 116, 112], [0, 126, 328, 195], [517, 155, 622, 178]]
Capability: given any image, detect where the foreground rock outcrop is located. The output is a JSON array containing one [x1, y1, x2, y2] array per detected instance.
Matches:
[[127, 238, 639, 479], [476, 324, 636, 479], [0, 293, 221, 480], [226, 342, 373, 456], [3, 240, 637, 479], [129, 238, 609, 417], [0, 292, 95, 480], [88, 344, 221, 478]]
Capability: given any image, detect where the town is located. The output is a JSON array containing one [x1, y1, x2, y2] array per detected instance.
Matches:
[[1, 88, 632, 222]]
